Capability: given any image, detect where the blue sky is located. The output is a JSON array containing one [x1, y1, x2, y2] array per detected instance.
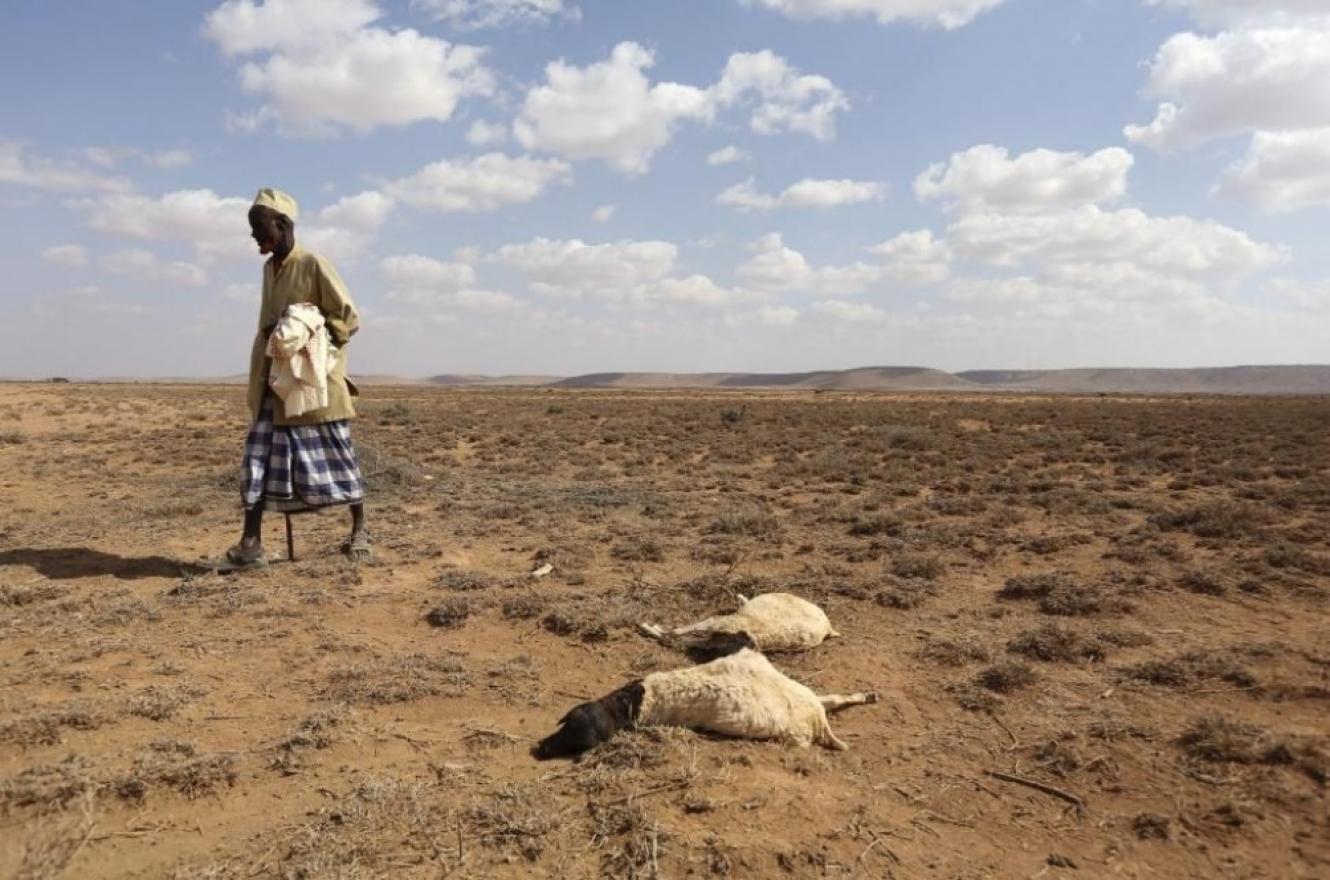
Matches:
[[2, 0, 1328, 378]]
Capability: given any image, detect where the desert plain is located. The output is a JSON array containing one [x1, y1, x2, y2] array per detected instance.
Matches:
[[0, 382, 1326, 878]]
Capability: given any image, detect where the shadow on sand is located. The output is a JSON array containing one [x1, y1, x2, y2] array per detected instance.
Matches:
[[0, 548, 184, 581]]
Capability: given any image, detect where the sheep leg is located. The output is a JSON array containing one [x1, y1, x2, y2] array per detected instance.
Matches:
[[637, 623, 668, 641], [818, 691, 879, 714]]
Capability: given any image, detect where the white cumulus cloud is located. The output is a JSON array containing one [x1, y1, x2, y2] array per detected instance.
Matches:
[[1144, 0, 1330, 27], [735, 232, 881, 295], [385, 153, 572, 212], [869, 230, 951, 283], [1215, 127, 1330, 211], [103, 249, 208, 287], [514, 43, 847, 172], [411, 0, 578, 29], [41, 244, 89, 268], [707, 145, 748, 165], [712, 50, 849, 141], [206, 0, 494, 135], [947, 205, 1287, 277], [465, 119, 509, 146], [493, 237, 679, 299], [916, 145, 1133, 213], [0, 140, 131, 193], [77, 189, 252, 263], [514, 42, 712, 174], [739, 0, 1006, 29], [1125, 26, 1330, 151], [301, 190, 395, 260], [718, 176, 886, 211], [758, 304, 799, 325]]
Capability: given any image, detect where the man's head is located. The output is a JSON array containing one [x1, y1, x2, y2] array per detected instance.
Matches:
[[248, 188, 298, 257]]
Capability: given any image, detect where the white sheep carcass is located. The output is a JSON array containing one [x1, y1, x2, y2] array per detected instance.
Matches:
[[534, 648, 875, 759], [638, 592, 839, 655]]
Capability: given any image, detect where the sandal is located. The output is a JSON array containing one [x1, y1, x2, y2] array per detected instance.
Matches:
[[195, 543, 269, 573], [341, 529, 372, 561]]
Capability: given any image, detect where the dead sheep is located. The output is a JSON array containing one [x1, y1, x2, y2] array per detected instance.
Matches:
[[533, 647, 876, 759], [638, 592, 839, 657]]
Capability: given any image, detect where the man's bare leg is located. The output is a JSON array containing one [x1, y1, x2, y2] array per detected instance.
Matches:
[[241, 506, 264, 552], [346, 502, 370, 556]]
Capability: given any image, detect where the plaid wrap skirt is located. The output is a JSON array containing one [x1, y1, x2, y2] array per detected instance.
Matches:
[[241, 397, 365, 512]]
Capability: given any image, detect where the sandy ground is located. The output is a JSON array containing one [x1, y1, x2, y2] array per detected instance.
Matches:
[[0, 383, 1326, 879]]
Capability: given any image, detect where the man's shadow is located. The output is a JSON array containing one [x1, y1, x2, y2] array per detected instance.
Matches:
[[0, 548, 184, 581]]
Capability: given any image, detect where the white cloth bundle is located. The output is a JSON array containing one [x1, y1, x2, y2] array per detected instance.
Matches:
[[265, 303, 333, 418]]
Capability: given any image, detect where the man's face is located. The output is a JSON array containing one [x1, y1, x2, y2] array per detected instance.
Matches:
[[248, 206, 283, 256]]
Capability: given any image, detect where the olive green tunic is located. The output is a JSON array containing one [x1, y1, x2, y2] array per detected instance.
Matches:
[[246, 243, 360, 426]]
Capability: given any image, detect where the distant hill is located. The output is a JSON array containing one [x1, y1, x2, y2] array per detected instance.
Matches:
[[553, 366, 977, 391], [40, 364, 1330, 394], [426, 374, 564, 387], [957, 365, 1330, 394]]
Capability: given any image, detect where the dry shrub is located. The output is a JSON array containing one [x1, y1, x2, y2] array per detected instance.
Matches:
[[425, 596, 472, 629], [15, 790, 94, 880], [436, 567, 516, 591], [1132, 813, 1171, 840], [0, 702, 107, 747], [324, 653, 470, 704], [997, 572, 1129, 616], [1125, 650, 1257, 688], [467, 784, 559, 862], [874, 576, 938, 610], [1008, 624, 1107, 663], [976, 661, 1038, 693], [1150, 500, 1272, 539], [115, 746, 236, 802], [124, 684, 205, 722], [916, 634, 990, 667], [611, 535, 667, 562], [272, 707, 346, 774], [707, 508, 781, 539], [889, 552, 945, 580], [0, 582, 68, 607], [502, 592, 547, 619], [1178, 716, 1326, 781], [0, 756, 97, 814], [590, 800, 670, 879]]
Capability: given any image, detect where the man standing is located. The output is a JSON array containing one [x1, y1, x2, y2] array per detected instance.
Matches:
[[203, 188, 369, 570]]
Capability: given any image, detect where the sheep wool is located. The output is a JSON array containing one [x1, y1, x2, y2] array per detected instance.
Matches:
[[640, 648, 848, 749], [644, 592, 839, 653]]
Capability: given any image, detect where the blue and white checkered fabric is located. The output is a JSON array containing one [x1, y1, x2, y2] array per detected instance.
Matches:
[[241, 397, 365, 512]]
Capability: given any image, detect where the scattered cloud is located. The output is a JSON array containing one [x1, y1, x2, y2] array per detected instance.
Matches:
[[916, 145, 1133, 213], [707, 145, 748, 165], [465, 119, 509, 146], [206, 0, 494, 135], [1215, 127, 1330, 211], [869, 230, 951, 283], [812, 299, 886, 322], [103, 248, 208, 287], [515, 42, 847, 173], [1144, 0, 1330, 27], [758, 304, 799, 325], [946, 205, 1288, 277], [739, 0, 1006, 29], [514, 42, 712, 174], [301, 190, 395, 260], [0, 139, 131, 193], [411, 0, 579, 29], [41, 244, 88, 267], [384, 153, 572, 211], [76, 188, 252, 263], [712, 50, 848, 141], [1125, 26, 1330, 152], [591, 204, 616, 223], [82, 146, 194, 169], [493, 236, 678, 299], [718, 176, 886, 211], [381, 252, 515, 310], [734, 232, 880, 295]]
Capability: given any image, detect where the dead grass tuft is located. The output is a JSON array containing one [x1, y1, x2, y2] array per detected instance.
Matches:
[[915, 634, 990, 666], [1008, 624, 1107, 663], [425, 596, 473, 628], [976, 661, 1038, 693], [1125, 650, 1257, 688], [324, 653, 471, 704]]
